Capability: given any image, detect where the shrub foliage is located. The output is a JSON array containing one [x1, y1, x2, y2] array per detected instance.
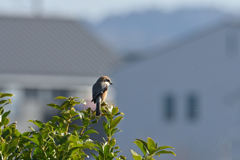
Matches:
[[0, 92, 175, 160]]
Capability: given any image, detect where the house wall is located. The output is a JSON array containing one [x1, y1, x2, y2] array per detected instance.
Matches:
[[1, 87, 76, 132], [113, 26, 240, 160], [0, 75, 116, 133]]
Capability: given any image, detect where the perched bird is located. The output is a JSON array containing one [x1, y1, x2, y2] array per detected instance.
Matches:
[[92, 76, 113, 116]]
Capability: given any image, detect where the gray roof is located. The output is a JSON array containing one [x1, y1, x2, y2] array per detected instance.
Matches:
[[0, 16, 119, 76], [142, 17, 238, 59]]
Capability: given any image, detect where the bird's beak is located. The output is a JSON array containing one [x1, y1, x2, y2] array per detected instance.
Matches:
[[110, 82, 113, 85]]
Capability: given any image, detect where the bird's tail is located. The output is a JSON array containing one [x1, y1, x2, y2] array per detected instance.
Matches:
[[96, 97, 101, 116]]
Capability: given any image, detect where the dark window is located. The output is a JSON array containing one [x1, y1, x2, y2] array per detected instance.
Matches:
[[187, 93, 198, 121], [52, 90, 69, 99], [44, 89, 69, 120], [226, 31, 239, 55], [163, 94, 175, 120], [25, 89, 38, 99]]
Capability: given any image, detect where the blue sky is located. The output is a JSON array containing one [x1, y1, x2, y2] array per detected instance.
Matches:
[[0, 0, 240, 22]]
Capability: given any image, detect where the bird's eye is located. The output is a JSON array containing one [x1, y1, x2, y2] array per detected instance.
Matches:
[[106, 79, 110, 82]]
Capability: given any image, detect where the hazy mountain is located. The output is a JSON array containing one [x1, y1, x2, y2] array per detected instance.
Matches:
[[88, 8, 230, 56]]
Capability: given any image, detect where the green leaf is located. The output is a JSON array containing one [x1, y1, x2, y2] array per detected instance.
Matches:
[[61, 101, 70, 110], [23, 136, 39, 146], [91, 119, 98, 124], [13, 129, 21, 137], [28, 120, 44, 128], [95, 141, 103, 150], [144, 156, 154, 160], [0, 107, 3, 115], [91, 153, 98, 159], [50, 116, 60, 123], [0, 93, 14, 98], [6, 146, 17, 157], [42, 132, 49, 139], [24, 144, 38, 150], [69, 135, 78, 142], [130, 150, 142, 160], [133, 140, 147, 156], [72, 111, 85, 121], [70, 108, 78, 117], [107, 118, 111, 126], [67, 147, 83, 156], [73, 98, 87, 105], [54, 96, 68, 99], [84, 129, 98, 135], [130, 149, 139, 156], [155, 150, 176, 156], [21, 131, 31, 137], [2, 143, 9, 155], [61, 110, 71, 119], [98, 149, 104, 159], [114, 146, 120, 150], [59, 118, 68, 132], [2, 110, 11, 120], [33, 133, 43, 146], [59, 135, 69, 145], [77, 98, 87, 105], [0, 100, 8, 105], [7, 99, 12, 104], [77, 111, 84, 119], [111, 128, 121, 136], [112, 107, 119, 115], [104, 144, 110, 156], [70, 101, 80, 106], [1, 117, 10, 126], [32, 147, 44, 157], [135, 139, 148, 154], [79, 135, 89, 140], [8, 138, 19, 150], [147, 137, 156, 154], [83, 118, 90, 127], [69, 124, 84, 132], [72, 117, 79, 121], [47, 103, 63, 111], [119, 155, 126, 160], [158, 146, 175, 150], [109, 138, 116, 147], [28, 126, 35, 131], [103, 121, 110, 135], [110, 116, 123, 129]]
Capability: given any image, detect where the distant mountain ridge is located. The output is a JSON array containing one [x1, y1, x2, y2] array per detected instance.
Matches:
[[88, 8, 230, 56]]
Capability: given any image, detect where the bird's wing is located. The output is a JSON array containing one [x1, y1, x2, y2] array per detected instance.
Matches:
[[92, 82, 108, 102]]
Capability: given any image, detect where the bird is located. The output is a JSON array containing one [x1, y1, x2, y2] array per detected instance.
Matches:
[[92, 76, 113, 116]]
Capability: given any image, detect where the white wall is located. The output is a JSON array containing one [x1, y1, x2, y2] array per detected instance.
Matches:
[[113, 27, 240, 160]]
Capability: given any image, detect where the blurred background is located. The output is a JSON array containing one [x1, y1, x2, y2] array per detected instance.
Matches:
[[0, 0, 240, 159]]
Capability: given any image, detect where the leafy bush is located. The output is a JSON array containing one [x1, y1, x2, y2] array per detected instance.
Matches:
[[0, 92, 176, 160], [131, 138, 176, 160]]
